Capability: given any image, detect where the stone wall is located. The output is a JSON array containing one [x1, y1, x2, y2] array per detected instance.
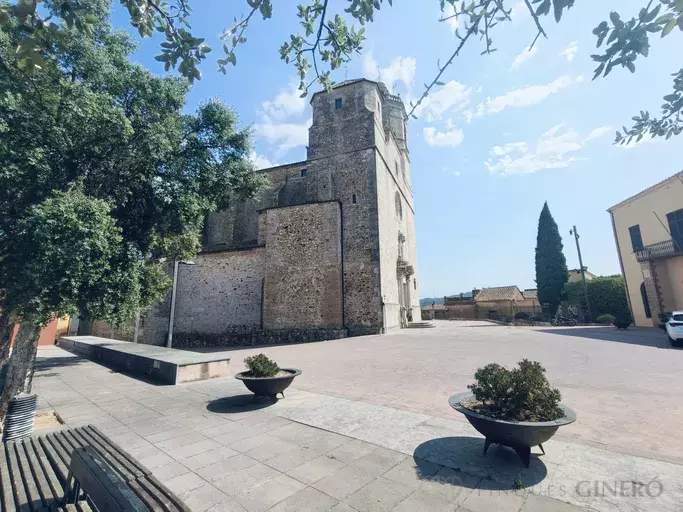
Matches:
[[172, 326, 347, 349], [182, 79, 422, 342], [373, 93, 421, 330], [143, 247, 265, 345], [205, 162, 310, 250], [263, 201, 343, 329]]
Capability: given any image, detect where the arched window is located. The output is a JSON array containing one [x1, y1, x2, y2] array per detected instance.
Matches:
[[640, 282, 652, 319], [395, 192, 402, 220]]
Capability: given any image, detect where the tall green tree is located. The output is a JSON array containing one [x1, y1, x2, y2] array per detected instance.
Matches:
[[535, 202, 569, 315], [2, 1, 682, 143], [0, 0, 264, 420]]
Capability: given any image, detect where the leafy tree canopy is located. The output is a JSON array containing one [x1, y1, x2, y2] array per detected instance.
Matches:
[[0, 0, 265, 328], [565, 275, 631, 320], [2, 0, 682, 144]]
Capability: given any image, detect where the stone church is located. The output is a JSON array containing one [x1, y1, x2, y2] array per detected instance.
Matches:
[[144, 79, 421, 347]]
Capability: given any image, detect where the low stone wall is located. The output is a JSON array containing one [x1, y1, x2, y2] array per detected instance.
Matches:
[[172, 326, 348, 348]]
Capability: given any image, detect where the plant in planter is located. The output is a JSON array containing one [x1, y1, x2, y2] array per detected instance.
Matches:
[[235, 354, 301, 402], [449, 359, 575, 468], [596, 314, 615, 325]]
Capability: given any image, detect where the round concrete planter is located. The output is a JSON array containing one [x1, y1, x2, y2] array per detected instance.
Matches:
[[449, 392, 576, 467], [235, 369, 301, 401], [613, 320, 631, 330]]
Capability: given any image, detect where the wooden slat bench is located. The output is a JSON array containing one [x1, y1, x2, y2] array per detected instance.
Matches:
[[1, 425, 190, 512]]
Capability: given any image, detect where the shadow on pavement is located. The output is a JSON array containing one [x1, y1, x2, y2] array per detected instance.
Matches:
[[536, 326, 676, 349], [33, 355, 89, 371], [413, 436, 548, 489], [206, 394, 275, 414]]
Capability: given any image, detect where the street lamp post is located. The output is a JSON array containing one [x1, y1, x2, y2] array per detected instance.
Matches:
[[167, 260, 195, 348], [569, 226, 592, 323]]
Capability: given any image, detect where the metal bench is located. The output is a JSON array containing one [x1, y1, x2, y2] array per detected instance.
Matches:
[[64, 446, 147, 511], [1, 425, 190, 512]]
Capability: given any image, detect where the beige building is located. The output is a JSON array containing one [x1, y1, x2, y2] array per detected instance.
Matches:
[[568, 268, 597, 283], [608, 171, 683, 327]]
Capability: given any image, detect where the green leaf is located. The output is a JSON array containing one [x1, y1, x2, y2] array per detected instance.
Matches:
[[662, 19, 677, 36], [641, 4, 661, 23]]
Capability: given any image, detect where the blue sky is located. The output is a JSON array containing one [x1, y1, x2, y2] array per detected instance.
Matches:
[[111, 1, 681, 299]]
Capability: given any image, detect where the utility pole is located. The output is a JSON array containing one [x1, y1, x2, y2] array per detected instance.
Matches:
[[570, 226, 592, 323]]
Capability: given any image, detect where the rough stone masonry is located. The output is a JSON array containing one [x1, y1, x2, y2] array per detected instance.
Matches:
[[143, 79, 422, 347]]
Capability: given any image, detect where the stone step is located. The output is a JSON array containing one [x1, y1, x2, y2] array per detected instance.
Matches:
[[406, 322, 435, 329]]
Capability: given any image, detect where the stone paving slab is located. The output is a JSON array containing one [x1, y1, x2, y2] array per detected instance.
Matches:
[[194, 320, 683, 464], [31, 345, 683, 512]]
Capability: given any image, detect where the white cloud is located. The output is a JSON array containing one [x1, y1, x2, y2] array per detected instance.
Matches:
[[254, 79, 312, 154], [424, 126, 465, 147], [253, 119, 312, 150], [414, 80, 472, 121], [441, 1, 461, 31], [485, 123, 612, 175], [476, 75, 582, 116], [584, 125, 614, 143], [560, 42, 579, 62], [250, 151, 276, 170], [362, 52, 416, 92], [510, 1, 530, 23], [260, 81, 307, 121], [511, 45, 538, 71]]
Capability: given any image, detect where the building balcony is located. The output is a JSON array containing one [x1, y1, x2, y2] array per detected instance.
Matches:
[[635, 239, 683, 262]]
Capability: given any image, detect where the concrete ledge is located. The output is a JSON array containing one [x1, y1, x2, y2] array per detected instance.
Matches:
[[57, 336, 230, 385]]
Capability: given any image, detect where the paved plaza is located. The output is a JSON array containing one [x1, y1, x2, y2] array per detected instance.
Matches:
[[32, 321, 683, 511]]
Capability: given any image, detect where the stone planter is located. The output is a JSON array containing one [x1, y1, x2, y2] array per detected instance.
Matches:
[[235, 369, 301, 401], [613, 320, 631, 330], [449, 392, 576, 467]]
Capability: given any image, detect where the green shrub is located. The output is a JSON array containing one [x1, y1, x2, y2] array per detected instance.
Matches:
[[565, 275, 630, 320], [514, 312, 530, 320], [244, 354, 280, 377], [466, 360, 564, 422], [596, 313, 615, 324]]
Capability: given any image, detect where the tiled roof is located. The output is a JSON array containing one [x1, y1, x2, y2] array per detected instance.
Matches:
[[522, 289, 538, 300], [568, 269, 597, 283], [474, 286, 522, 302]]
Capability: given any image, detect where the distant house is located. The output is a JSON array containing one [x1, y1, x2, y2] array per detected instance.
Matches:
[[424, 285, 541, 320], [568, 268, 597, 283], [473, 286, 541, 319]]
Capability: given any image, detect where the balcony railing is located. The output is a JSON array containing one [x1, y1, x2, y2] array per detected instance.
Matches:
[[635, 239, 683, 262]]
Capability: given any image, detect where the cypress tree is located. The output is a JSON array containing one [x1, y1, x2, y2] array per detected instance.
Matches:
[[535, 202, 569, 315]]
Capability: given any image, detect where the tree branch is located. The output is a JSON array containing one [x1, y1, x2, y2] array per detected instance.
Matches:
[[405, 0, 492, 121], [523, 0, 548, 48]]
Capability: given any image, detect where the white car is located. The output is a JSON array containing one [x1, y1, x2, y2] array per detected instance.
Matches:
[[666, 311, 683, 346]]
